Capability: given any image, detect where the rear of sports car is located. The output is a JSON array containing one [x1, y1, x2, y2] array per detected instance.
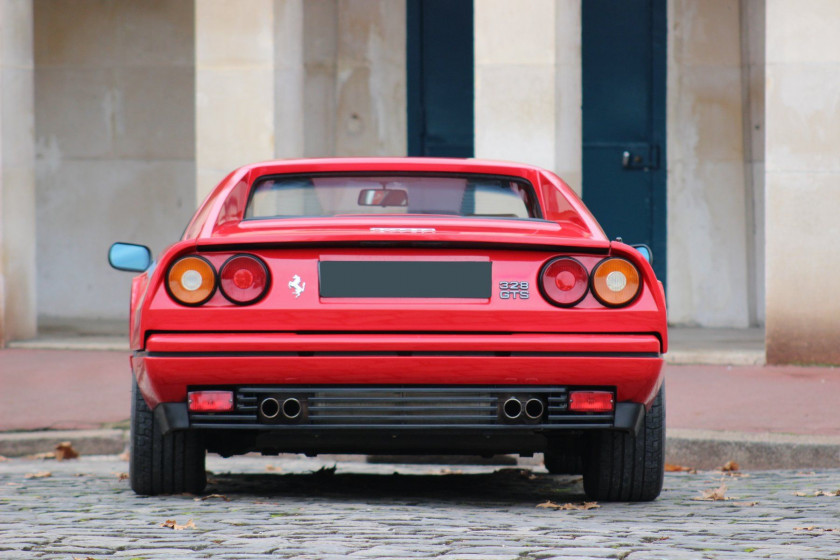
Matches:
[[119, 159, 667, 500]]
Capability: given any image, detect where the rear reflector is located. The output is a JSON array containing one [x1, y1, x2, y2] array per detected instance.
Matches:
[[188, 391, 234, 413], [569, 391, 614, 413]]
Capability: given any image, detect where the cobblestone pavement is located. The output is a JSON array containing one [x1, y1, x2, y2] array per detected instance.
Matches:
[[1, 454, 838, 559]]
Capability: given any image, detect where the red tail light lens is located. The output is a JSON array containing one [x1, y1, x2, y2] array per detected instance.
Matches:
[[219, 254, 270, 304], [188, 391, 234, 412], [569, 391, 614, 413], [540, 257, 589, 307]]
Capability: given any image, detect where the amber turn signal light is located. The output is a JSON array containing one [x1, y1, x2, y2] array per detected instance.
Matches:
[[591, 258, 641, 307], [167, 256, 216, 305]]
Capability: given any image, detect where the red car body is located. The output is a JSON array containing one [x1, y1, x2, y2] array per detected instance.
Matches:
[[113, 157, 668, 500]]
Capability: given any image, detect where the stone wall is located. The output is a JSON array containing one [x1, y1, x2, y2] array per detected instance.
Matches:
[[34, 0, 195, 322], [474, 0, 582, 193], [666, 0, 761, 327], [0, 0, 37, 342], [765, 0, 840, 364]]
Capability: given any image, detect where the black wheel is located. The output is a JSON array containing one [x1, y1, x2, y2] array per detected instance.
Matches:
[[581, 386, 665, 502], [543, 439, 583, 475], [130, 379, 206, 495]]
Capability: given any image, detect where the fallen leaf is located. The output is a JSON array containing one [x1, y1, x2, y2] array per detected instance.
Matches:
[[732, 501, 759, 506], [24, 471, 52, 479], [641, 536, 670, 543], [160, 519, 196, 530], [665, 463, 696, 473], [55, 441, 80, 461], [692, 482, 730, 501], [25, 452, 56, 461], [795, 526, 839, 534], [265, 465, 282, 472], [794, 490, 840, 497], [438, 468, 463, 475], [720, 460, 740, 472], [537, 500, 600, 510], [196, 494, 230, 502], [115, 472, 129, 481]]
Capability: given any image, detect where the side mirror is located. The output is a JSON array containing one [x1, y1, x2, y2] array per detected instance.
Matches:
[[357, 188, 408, 207], [109, 242, 152, 272], [632, 244, 653, 264]]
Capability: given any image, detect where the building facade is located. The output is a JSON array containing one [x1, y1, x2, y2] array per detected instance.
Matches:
[[0, 0, 838, 364]]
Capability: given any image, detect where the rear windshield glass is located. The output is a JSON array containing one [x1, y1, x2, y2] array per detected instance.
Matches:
[[244, 174, 542, 220]]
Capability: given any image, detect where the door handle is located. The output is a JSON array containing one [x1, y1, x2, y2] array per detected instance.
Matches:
[[621, 147, 659, 171]]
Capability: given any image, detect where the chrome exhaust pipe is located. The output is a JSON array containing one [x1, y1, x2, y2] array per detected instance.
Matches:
[[260, 397, 280, 419], [503, 397, 522, 419], [281, 397, 302, 420], [524, 398, 544, 420]]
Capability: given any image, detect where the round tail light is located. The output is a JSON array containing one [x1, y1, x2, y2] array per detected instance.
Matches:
[[591, 257, 641, 307], [167, 256, 216, 305], [540, 257, 589, 307], [219, 254, 270, 304]]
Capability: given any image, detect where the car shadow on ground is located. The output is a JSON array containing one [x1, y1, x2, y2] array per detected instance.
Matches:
[[201, 468, 586, 506]]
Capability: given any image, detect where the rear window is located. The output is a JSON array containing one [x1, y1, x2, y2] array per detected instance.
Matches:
[[244, 174, 542, 220]]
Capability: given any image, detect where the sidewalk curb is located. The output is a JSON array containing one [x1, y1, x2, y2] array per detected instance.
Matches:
[[0, 429, 127, 458], [664, 429, 840, 470], [2, 428, 837, 471]]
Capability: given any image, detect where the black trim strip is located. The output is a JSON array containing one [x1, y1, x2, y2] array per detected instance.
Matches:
[[189, 423, 614, 431], [194, 240, 612, 253]]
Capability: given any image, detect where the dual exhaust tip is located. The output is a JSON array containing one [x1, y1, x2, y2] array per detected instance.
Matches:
[[503, 397, 544, 421], [260, 397, 302, 421]]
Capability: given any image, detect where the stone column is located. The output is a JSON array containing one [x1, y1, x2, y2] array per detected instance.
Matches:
[[765, 0, 840, 364], [474, 0, 582, 192], [195, 0, 304, 203], [0, 0, 36, 344], [666, 0, 751, 327]]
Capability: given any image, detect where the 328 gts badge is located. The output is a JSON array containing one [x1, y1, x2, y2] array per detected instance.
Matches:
[[498, 280, 530, 300]]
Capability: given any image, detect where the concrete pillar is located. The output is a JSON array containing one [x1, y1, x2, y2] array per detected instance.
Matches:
[[0, 0, 37, 344], [666, 0, 751, 327], [195, 0, 305, 203], [34, 0, 195, 324], [765, 0, 840, 364], [474, 0, 582, 192]]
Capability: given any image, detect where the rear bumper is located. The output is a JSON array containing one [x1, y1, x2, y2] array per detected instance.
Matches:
[[133, 332, 664, 409]]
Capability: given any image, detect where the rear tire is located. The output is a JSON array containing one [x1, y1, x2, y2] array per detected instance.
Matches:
[[581, 386, 665, 502], [130, 379, 206, 495]]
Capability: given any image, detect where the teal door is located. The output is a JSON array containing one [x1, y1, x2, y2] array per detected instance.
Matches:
[[582, 0, 666, 282], [407, 0, 474, 157]]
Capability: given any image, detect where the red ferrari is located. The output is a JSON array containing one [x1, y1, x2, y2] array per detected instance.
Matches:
[[109, 158, 667, 500]]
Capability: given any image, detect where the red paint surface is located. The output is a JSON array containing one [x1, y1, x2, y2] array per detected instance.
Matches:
[[120, 158, 669, 414]]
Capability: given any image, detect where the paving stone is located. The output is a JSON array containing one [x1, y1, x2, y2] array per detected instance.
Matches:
[[1, 455, 839, 559]]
